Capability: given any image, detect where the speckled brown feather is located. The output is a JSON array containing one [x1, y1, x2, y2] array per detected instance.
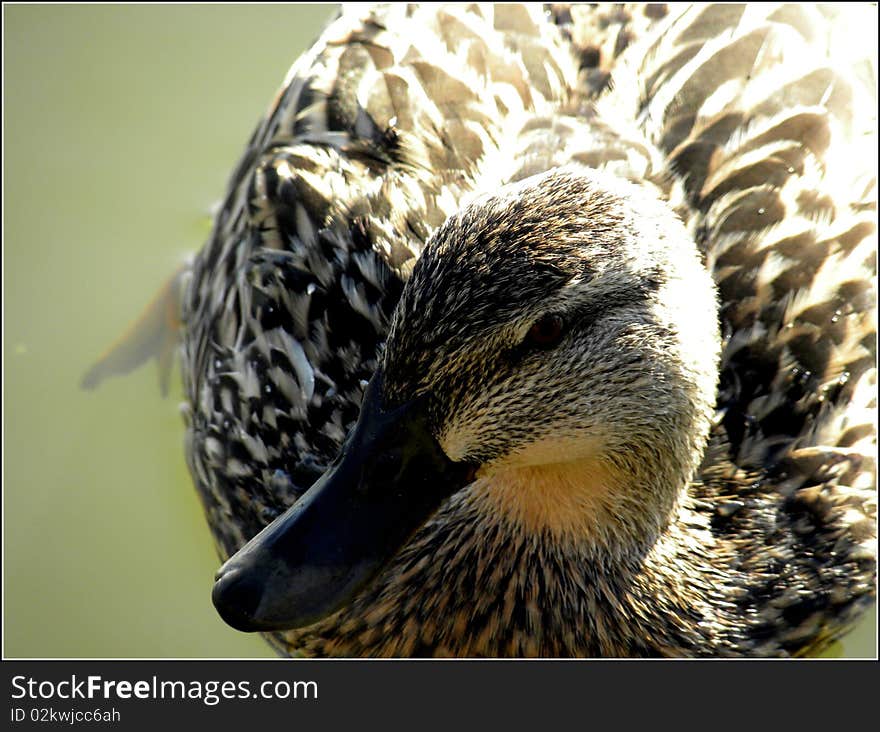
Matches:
[[173, 4, 876, 657]]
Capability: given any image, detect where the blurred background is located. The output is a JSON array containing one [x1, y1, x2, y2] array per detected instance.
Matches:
[[3, 4, 876, 658], [4, 4, 333, 658]]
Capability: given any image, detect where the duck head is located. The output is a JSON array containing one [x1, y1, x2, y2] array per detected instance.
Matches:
[[212, 167, 721, 632]]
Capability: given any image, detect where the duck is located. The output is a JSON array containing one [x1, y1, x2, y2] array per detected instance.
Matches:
[[84, 3, 877, 657]]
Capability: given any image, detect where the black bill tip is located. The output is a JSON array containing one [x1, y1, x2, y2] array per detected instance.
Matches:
[[212, 566, 266, 632]]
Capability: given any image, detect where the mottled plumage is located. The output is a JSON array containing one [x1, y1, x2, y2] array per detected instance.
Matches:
[[89, 3, 877, 656]]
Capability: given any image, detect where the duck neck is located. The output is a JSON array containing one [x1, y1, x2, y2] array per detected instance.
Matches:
[[469, 456, 685, 559], [451, 466, 727, 654]]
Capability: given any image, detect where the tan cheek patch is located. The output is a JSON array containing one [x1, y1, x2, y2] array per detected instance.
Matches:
[[471, 457, 621, 540]]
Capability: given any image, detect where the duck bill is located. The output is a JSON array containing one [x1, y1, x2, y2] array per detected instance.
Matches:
[[212, 371, 477, 632]]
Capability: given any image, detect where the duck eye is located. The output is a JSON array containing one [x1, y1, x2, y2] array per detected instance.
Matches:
[[526, 314, 566, 348]]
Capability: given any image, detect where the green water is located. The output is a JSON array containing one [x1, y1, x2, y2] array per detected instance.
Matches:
[[4, 3, 333, 658], [3, 4, 876, 659]]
